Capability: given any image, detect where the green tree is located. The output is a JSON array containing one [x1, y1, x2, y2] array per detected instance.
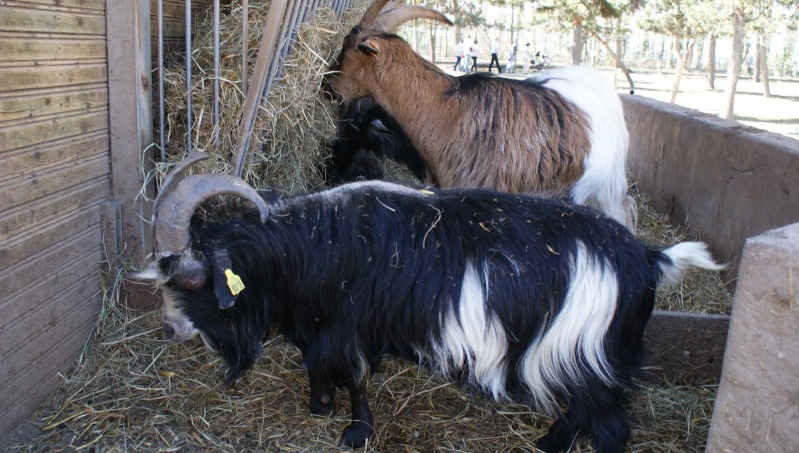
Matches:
[[637, 0, 722, 102]]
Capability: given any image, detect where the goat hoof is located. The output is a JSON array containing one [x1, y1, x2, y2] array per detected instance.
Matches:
[[340, 422, 374, 449], [309, 394, 334, 416]]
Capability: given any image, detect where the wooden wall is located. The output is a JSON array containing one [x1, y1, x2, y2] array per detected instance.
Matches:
[[0, 0, 110, 438]]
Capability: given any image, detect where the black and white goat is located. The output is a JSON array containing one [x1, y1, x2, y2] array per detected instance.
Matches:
[[323, 0, 636, 230], [138, 153, 722, 453], [324, 97, 427, 185]]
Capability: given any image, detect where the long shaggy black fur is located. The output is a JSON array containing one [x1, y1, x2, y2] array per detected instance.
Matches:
[[154, 182, 691, 452]]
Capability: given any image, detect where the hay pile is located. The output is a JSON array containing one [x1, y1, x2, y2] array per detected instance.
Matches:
[[158, 1, 361, 194]]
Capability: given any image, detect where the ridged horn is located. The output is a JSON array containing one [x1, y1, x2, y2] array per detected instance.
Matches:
[[154, 173, 269, 258], [357, 0, 391, 30], [373, 6, 453, 33], [152, 152, 211, 220]]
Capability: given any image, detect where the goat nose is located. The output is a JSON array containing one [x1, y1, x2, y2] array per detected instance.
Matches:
[[162, 321, 175, 339]]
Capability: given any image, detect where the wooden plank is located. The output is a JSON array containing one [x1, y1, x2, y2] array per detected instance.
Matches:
[[232, 0, 290, 176], [0, 133, 107, 182], [107, 0, 155, 265], [0, 310, 97, 419], [0, 250, 100, 360], [0, 316, 95, 439], [0, 204, 101, 270], [0, 110, 108, 152], [0, 157, 107, 213], [0, 179, 108, 243], [0, 64, 107, 93], [0, 36, 106, 62], [644, 310, 730, 385], [0, 227, 99, 298], [0, 6, 106, 35], [3, 0, 106, 11], [0, 86, 107, 123]]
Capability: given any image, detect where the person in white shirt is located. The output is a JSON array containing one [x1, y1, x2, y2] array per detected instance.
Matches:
[[453, 39, 464, 71], [470, 39, 479, 72], [521, 43, 531, 74], [488, 37, 501, 73]]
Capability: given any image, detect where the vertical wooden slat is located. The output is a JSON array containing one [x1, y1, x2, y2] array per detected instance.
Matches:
[[213, 0, 220, 146], [241, 0, 249, 96], [272, 0, 305, 83], [184, 0, 193, 152], [262, 0, 297, 97], [231, 0, 290, 177], [157, 0, 166, 160]]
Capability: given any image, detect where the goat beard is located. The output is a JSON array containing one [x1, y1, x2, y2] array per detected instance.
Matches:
[[198, 312, 266, 388]]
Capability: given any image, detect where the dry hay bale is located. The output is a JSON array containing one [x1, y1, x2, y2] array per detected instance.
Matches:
[[159, 1, 363, 194]]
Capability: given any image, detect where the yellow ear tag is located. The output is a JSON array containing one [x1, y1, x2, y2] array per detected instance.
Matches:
[[224, 269, 245, 295]]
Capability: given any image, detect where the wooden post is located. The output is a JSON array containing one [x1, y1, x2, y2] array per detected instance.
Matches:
[[106, 0, 155, 265]]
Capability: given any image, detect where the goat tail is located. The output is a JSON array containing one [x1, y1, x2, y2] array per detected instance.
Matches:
[[657, 241, 725, 285]]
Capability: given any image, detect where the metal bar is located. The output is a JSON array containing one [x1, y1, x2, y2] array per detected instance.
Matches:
[[231, 0, 290, 177], [299, 0, 314, 25], [213, 0, 220, 146], [241, 0, 249, 96], [158, 0, 166, 161], [185, 0, 193, 153], [263, 0, 297, 97], [272, 0, 304, 82]]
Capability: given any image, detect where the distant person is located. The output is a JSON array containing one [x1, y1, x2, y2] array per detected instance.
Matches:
[[488, 37, 502, 73], [453, 39, 464, 72], [521, 43, 531, 74], [505, 43, 518, 73], [470, 39, 479, 71]]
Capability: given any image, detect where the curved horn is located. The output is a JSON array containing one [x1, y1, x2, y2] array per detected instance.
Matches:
[[152, 152, 210, 220], [357, 0, 391, 30], [373, 6, 453, 33], [154, 174, 269, 258]]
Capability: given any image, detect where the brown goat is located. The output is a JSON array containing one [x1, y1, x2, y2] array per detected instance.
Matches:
[[323, 0, 635, 230]]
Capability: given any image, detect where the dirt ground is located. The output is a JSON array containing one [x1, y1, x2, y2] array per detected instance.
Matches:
[[608, 70, 799, 141]]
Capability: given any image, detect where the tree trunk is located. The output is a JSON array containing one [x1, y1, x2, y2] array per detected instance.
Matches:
[[760, 35, 771, 97], [708, 33, 716, 89], [572, 18, 583, 65], [452, 0, 461, 44], [614, 17, 623, 69], [670, 40, 694, 103], [694, 36, 704, 70], [429, 22, 436, 63], [591, 31, 636, 93], [722, 8, 745, 120], [754, 36, 761, 82]]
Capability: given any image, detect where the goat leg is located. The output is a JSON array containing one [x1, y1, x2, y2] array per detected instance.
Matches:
[[339, 383, 374, 448], [307, 364, 335, 416], [536, 414, 578, 453]]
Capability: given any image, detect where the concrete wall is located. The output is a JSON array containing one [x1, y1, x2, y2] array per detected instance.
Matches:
[[621, 94, 799, 282], [706, 222, 799, 451], [621, 94, 799, 451]]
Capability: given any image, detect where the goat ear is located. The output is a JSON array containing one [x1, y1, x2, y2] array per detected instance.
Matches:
[[357, 37, 380, 57], [209, 246, 241, 309]]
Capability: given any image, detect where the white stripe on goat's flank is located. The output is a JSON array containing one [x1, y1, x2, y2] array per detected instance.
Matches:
[[431, 262, 508, 400], [519, 242, 618, 413]]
